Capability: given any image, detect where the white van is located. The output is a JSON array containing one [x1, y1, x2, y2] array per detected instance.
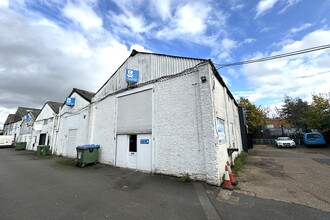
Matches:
[[0, 135, 14, 147]]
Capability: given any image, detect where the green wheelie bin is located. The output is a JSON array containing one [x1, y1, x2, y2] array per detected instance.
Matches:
[[36, 145, 50, 156], [15, 142, 27, 150], [76, 144, 100, 167]]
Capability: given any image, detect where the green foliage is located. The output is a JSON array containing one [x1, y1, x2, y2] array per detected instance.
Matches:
[[180, 173, 192, 182], [280, 95, 310, 128], [305, 95, 330, 133], [238, 97, 267, 133], [232, 152, 248, 176], [279, 94, 330, 133]]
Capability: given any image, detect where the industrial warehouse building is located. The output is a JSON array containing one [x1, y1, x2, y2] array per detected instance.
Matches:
[[2, 50, 244, 186], [87, 50, 243, 185]]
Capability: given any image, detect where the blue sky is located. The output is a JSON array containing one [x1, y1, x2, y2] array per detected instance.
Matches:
[[1, 0, 330, 126]]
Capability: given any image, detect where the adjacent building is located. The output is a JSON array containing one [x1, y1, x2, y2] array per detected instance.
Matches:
[[3, 107, 41, 146], [54, 88, 95, 158], [28, 101, 62, 152]]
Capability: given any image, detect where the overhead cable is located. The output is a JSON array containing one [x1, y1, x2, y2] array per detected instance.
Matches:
[[215, 44, 330, 69]]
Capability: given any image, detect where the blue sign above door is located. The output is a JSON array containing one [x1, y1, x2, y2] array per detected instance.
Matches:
[[126, 69, 139, 83], [23, 114, 30, 121], [140, 139, 149, 144], [65, 97, 75, 106]]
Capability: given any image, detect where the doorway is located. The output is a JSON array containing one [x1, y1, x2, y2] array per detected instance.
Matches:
[[116, 134, 152, 171], [39, 133, 46, 145]]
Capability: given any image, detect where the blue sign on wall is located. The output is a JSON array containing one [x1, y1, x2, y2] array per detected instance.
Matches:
[[126, 69, 139, 83], [23, 114, 30, 121], [140, 139, 149, 144], [65, 97, 76, 106]]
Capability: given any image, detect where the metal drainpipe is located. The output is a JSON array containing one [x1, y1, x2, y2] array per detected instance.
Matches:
[[52, 106, 61, 154], [50, 113, 56, 153]]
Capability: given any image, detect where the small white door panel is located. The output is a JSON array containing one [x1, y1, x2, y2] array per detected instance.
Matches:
[[116, 135, 127, 168], [137, 134, 152, 171], [127, 152, 137, 169]]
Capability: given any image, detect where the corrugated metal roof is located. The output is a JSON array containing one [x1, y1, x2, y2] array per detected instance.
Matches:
[[94, 51, 205, 101]]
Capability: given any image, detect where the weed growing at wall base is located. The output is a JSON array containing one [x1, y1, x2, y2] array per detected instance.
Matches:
[[232, 152, 248, 176], [180, 173, 192, 182]]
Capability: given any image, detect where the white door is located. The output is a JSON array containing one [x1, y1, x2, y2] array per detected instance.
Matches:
[[116, 135, 127, 167], [137, 134, 152, 171], [67, 129, 77, 158], [127, 135, 137, 169]]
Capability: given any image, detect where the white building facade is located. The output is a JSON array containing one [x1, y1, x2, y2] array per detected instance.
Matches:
[[28, 101, 62, 152], [3, 107, 41, 147], [88, 51, 243, 185], [54, 88, 94, 158]]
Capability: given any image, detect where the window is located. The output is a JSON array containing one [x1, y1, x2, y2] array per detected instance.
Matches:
[[216, 118, 226, 143], [129, 135, 137, 152], [43, 119, 48, 125], [307, 133, 321, 138]]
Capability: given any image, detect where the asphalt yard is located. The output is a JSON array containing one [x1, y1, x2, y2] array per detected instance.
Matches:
[[1, 147, 329, 220]]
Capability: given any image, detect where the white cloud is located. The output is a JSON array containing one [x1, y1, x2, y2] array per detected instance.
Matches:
[[130, 44, 152, 53], [109, 11, 155, 34], [240, 29, 330, 104], [156, 2, 212, 39], [62, 1, 103, 30], [150, 0, 172, 21], [0, 107, 15, 128], [0, 5, 147, 126], [221, 38, 237, 51], [255, 0, 300, 18], [216, 38, 255, 61], [279, 0, 301, 14], [255, 0, 279, 18], [0, 0, 9, 7], [290, 23, 312, 33]]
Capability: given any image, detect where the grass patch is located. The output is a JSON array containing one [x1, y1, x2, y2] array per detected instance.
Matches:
[[180, 173, 192, 182], [232, 152, 248, 176]]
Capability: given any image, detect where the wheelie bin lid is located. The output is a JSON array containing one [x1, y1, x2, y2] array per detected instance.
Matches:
[[76, 144, 100, 149]]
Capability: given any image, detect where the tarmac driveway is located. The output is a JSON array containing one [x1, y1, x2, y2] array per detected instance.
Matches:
[[1, 147, 330, 220], [0, 148, 207, 220], [236, 144, 330, 212]]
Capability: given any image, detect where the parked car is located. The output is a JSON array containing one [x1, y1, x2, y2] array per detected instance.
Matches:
[[275, 137, 296, 148], [303, 132, 326, 146], [0, 135, 14, 148]]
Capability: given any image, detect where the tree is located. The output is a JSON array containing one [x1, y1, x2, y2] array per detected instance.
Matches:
[[238, 97, 267, 133], [305, 95, 330, 132], [280, 95, 310, 129], [279, 94, 330, 133]]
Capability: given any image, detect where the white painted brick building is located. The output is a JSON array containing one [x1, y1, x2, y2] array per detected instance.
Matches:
[[54, 88, 94, 158], [3, 107, 41, 147], [88, 51, 243, 185], [28, 101, 62, 152]]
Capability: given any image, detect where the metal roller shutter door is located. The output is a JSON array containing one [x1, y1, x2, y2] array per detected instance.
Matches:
[[117, 89, 152, 134]]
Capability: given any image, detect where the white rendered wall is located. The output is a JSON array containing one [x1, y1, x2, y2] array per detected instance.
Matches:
[[211, 66, 243, 183], [153, 68, 207, 181], [29, 104, 56, 151], [89, 96, 117, 165], [54, 93, 91, 157]]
